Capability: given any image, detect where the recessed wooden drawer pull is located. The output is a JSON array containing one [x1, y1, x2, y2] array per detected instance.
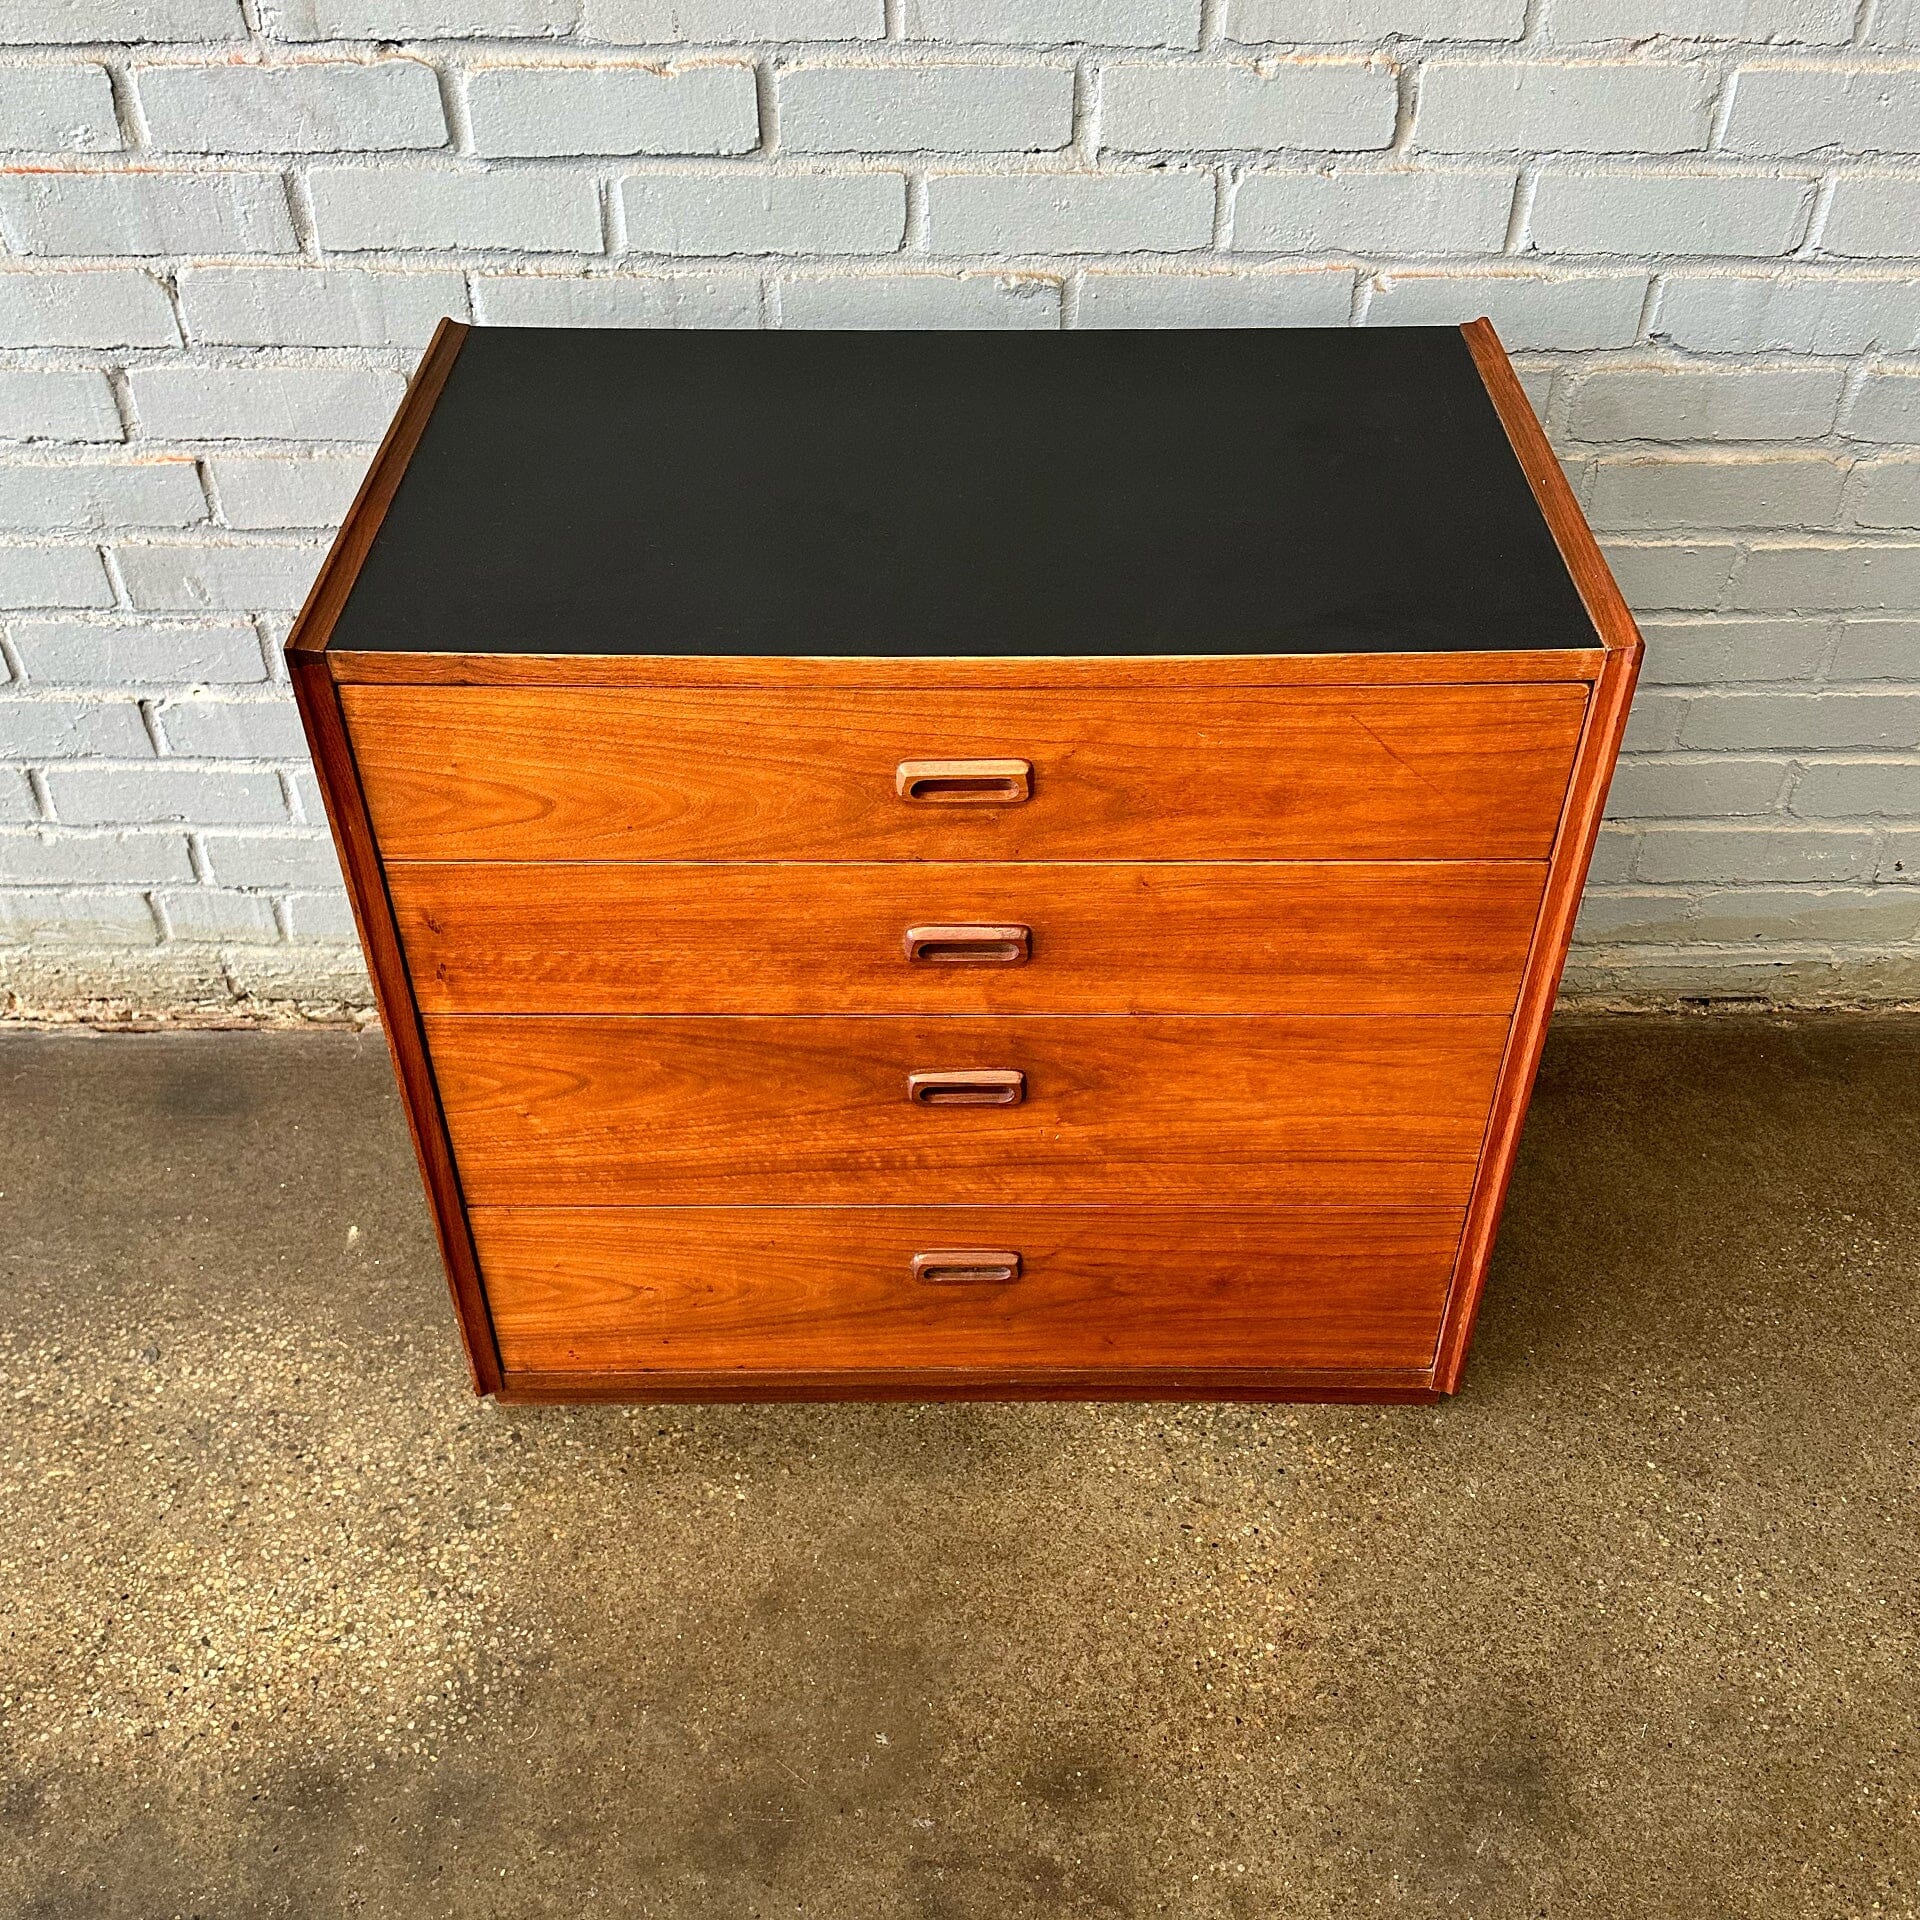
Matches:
[[907, 1068, 1026, 1107], [912, 1249, 1022, 1285], [904, 923, 1031, 966], [895, 758, 1032, 804]]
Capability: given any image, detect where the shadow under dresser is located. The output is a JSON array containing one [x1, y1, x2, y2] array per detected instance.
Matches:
[[290, 320, 1640, 1405]]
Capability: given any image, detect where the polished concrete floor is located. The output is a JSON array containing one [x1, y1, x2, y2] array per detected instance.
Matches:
[[0, 1017, 1915, 1919]]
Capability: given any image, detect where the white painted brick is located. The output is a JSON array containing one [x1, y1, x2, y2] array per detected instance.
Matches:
[[8, 618, 266, 685], [1821, 176, 1920, 257], [1622, 687, 1690, 749], [1606, 754, 1790, 816], [115, 542, 324, 612], [0, 370, 122, 444], [129, 367, 405, 441], [179, 267, 466, 348], [1684, 690, 1920, 749], [268, 0, 578, 34], [1230, 0, 1523, 38], [46, 764, 288, 825], [1828, 617, 1920, 678], [1735, 540, 1920, 611], [0, 0, 1914, 990], [0, 460, 206, 531], [139, 61, 446, 155], [1, 0, 244, 40], [1079, 264, 1352, 324], [1586, 823, 1639, 881], [1683, 885, 1920, 942], [0, 889, 158, 945], [1637, 615, 1832, 682], [1604, 538, 1740, 608], [1235, 168, 1514, 255], [288, 768, 324, 820], [1881, 829, 1920, 878], [777, 271, 1059, 325], [1416, 61, 1714, 155], [781, 62, 1073, 154], [1843, 369, 1920, 443], [1586, 452, 1846, 531], [1366, 269, 1646, 346], [1634, 825, 1877, 880], [280, 890, 356, 940], [1546, 0, 1855, 41], [1574, 883, 1920, 944], [209, 454, 366, 528], [930, 168, 1212, 252], [0, 173, 296, 256], [0, 694, 150, 756], [469, 62, 758, 157], [1790, 758, 1920, 815], [153, 692, 307, 756], [624, 171, 906, 254], [0, 65, 120, 151], [1849, 458, 1920, 529], [590, 0, 877, 34], [1724, 65, 1920, 156], [1566, 364, 1844, 439], [199, 831, 342, 886], [0, 270, 178, 349], [1526, 170, 1811, 255], [0, 547, 113, 608], [157, 886, 278, 941], [309, 168, 602, 253], [0, 826, 193, 883], [473, 270, 759, 325], [1102, 60, 1395, 153], [1654, 271, 1920, 353], [906, 0, 1197, 47], [1572, 886, 1697, 944], [1755, 542, 1918, 617], [1871, 0, 1920, 46], [0, 766, 35, 820]]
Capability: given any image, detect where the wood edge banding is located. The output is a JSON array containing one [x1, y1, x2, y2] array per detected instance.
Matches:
[[286, 316, 469, 659], [326, 647, 1606, 691], [288, 650, 505, 1395], [1460, 317, 1644, 661], [494, 1366, 1441, 1405], [1429, 639, 1641, 1393]]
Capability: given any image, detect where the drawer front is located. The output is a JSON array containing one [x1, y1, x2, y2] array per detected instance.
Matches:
[[392, 860, 1546, 1016], [475, 1206, 1462, 1375], [427, 1014, 1507, 1207], [345, 683, 1587, 863]]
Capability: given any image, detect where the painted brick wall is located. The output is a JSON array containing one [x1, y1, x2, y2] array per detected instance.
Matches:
[[1, 0, 1918, 1013]]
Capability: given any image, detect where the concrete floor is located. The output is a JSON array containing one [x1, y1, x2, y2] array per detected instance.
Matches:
[[0, 1018, 1914, 1919]]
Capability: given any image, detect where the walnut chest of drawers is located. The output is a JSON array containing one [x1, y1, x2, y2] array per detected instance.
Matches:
[[290, 319, 1640, 1406]]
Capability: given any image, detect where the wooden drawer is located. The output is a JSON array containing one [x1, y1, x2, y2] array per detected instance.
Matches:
[[391, 860, 1547, 1016], [427, 1013, 1507, 1208], [475, 1206, 1463, 1375], [344, 682, 1587, 863]]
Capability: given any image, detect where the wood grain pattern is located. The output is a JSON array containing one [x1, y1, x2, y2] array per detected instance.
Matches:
[[288, 319, 467, 659], [1430, 321, 1648, 1395], [1461, 318, 1641, 657], [345, 682, 1589, 864], [474, 1205, 1463, 1374], [288, 650, 503, 1394], [329, 648, 1606, 691], [1432, 636, 1642, 1392], [494, 1366, 1441, 1405], [425, 1013, 1508, 1208], [389, 860, 1547, 1017]]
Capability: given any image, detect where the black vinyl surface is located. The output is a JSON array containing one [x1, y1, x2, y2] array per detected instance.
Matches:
[[329, 326, 1598, 659]]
